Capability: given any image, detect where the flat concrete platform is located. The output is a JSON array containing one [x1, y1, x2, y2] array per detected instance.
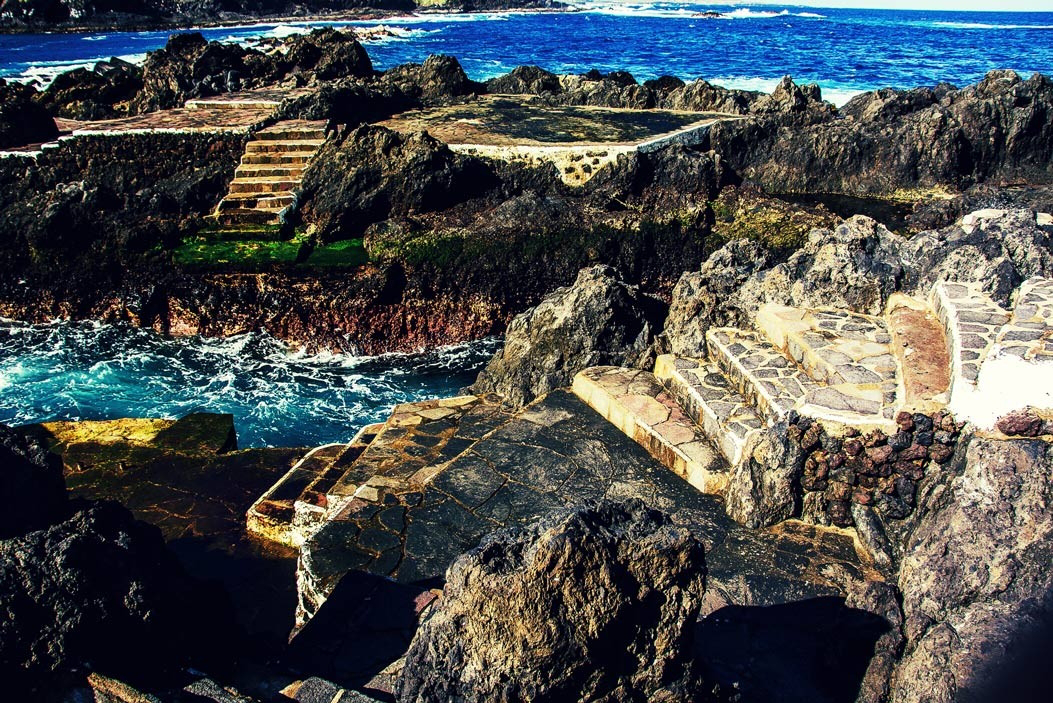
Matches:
[[376, 95, 739, 185], [377, 95, 731, 147]]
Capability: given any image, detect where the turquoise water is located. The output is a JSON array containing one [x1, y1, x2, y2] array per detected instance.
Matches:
[[2, 4, 1053, 104], [2, 3, 1051, 444], [0, 320, 497, 447]]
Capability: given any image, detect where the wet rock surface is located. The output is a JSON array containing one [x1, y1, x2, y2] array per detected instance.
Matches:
[[396, 499, 707, 703], [471, 265, 667, 408]]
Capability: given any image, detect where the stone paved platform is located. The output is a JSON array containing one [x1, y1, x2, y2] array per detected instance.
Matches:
[[297, 390, 880, 623], [375, 95, 739, 185]]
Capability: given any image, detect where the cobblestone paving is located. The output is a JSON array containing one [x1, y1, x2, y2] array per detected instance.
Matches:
[[654, 354, 763, 468], [931, 281, 1011, 385], [572, 365, 728, 494], [68, 106, 273, 135], [300, 391, 880, 618], [706, 327, 822, 421], [995, 276, 1053, 360]]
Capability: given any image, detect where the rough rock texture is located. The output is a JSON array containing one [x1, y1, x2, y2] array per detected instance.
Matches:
[[709, 70, 1053, 195], [395, 499, 707, 703], [0, 424, 67, 538], [0, 79, 59, 148], [724, 419, 805, 529], [904, 208, 1053, 306], [891, 435, 1053, 703], [471, 265, 668, 408], [662, 216, 906, 358], [382, 54, 481, 105], [0, 500, 230, 693], [300, 125, 495, 241], [40, 29, 373, 118]]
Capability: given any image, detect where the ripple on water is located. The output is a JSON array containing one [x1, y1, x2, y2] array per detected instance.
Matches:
[[0, 320, 499, 448]]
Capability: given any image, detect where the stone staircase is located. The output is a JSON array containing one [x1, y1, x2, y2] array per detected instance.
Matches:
[[212, 119, 329, 227], [247, 395, 513, 550], [574, 277, 1053, 513]]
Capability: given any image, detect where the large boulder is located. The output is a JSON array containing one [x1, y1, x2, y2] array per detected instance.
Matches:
[[0, 500, 230, 694], [299, 125, 495, 241], [382, 55, 480, 104], [0, 79, 58, 149], [471, 265, 668, 408], [890, 435, 1053, 703], [37, 57, 143, 120], [0, 424, 67, 538], [485, 65, 562, 95], [904, 208, 1053, 306], [395, 499, 707, 703]]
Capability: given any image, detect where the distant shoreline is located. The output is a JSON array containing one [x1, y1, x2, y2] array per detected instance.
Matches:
[[0, 6, 575, 36]]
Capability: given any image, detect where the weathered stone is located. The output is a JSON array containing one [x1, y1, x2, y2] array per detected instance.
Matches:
[[472, 265, 667, 407], [0, 424, 67, 539], [892, 436, 1053, 703], [995, 408, 1045, 437], [395, 499, 706, 703]]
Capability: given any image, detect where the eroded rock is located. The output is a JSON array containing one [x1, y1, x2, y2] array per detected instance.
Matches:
[[395, 498, 707, 703], [0, 424, 67, 538], [471, 265, 667, 407]]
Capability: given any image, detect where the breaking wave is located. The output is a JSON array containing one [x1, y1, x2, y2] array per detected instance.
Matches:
[[0, 320, 499, 448]]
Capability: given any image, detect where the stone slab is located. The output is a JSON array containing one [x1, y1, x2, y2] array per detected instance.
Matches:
[[654, 354, 763, 468], [572, 366, 728, 495]]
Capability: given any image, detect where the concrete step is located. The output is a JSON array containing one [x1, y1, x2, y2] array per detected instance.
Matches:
[[886, 294, 952, 414], [254, 128, 327, 141], [228, 177, 299, 194], [235, 164, 306, 179], [245, 139, 325, 153], [930, 281, 1011, 398], [654, 354, 762, 469], [706, 327, 894, 432], [218, 193, 295, 210], [241, 152, 313, 165], [212, 209, 283, 226], [572, 366, 729, 495], [185, 98, 282, 110]]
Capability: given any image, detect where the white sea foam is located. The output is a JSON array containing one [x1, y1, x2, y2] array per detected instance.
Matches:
[[706, 75, 864, 107], [936, 21, 1053, 30], [7, 52, 147, 88]]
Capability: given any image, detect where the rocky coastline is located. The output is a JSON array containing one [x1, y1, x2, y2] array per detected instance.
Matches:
[[2, 25, 1053, 703]]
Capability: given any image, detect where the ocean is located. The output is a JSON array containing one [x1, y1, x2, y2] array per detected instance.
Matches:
[[1, 2, 1050, 446], [2, 3, 1053, 105]]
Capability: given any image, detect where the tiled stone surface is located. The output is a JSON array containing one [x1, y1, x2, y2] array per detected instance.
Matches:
[[654, 353, 763, 468], [572, 366, 728, 494], [995, 276, 1053, 360], [756, 304, 899, 429], [299, 391, 880, 621], [68, 106, 272, 135], [931, 281, 1011, 387], [886, 295, 952, 413], [706, 327, 820, 422]]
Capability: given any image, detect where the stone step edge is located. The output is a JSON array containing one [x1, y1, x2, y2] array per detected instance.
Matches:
[[930, 281, 1009, 397], [653, 354, 761, 469], [327, 395, 514, 501], [572, 368, 729, 496], [706, 327, 897, 435], [246, 423, 384, 548]]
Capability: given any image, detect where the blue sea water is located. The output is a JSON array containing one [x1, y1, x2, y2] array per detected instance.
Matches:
[[2, 3, 1053, 105], [2, 3, 1052, 445], [0, 321, 498, 447]]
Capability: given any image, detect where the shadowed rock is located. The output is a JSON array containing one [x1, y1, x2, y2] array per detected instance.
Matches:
[[395, 498, 707, 703], [471, 265, 668, 407], [0, 424, 67, 538], [0, 79, 58, 148]]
